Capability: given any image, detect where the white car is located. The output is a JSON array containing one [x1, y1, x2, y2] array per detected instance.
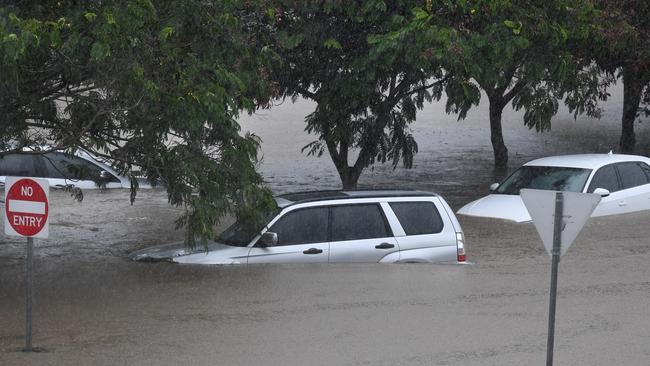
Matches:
[[458, 153, 650, 222], [130, 190, 467, 265], [0, 148, 152, 189]]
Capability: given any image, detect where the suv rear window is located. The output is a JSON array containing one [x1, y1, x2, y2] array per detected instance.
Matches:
[[389, 201, 444, 235], [331, 204, 390, 242]]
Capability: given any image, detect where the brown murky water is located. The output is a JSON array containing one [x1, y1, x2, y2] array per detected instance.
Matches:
[[2, 83, 650, 365]]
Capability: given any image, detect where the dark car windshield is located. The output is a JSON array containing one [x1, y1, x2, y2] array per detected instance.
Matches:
[[496, 166, 592, 195], [217, 207, 280, 247]]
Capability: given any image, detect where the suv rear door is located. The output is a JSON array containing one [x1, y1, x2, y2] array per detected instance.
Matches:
[[327, 203, 399, 263], [386, 198, 457, 263]]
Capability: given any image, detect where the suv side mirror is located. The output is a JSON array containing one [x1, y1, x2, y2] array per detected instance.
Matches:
[[489, 183, 500, 192], [593, 188, 610, 197], [259, 231, 278, 247], [99, 170, 112, 180]]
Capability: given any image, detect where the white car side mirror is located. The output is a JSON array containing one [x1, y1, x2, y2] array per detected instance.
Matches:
[[489, 183, 500, 192], [593, 188, 610, 197]]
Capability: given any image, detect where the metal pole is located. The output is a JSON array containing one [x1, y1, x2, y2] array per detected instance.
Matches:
[[25, 237, 33, 352], [546, 192, 563, 366]]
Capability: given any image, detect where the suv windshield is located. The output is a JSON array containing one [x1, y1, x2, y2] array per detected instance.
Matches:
[[217, 207, 280, 247], [496, 166, 592, 195]]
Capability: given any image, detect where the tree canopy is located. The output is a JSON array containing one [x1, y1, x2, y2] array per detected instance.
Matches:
[[404, 0, 598, 167], [271, 0, 605, 178], [0, 0, 275, 246], [269, 0, 446, 188]]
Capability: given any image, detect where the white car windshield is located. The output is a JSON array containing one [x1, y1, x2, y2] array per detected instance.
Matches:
[[496, 166, 592, 195], [217, 207, 280, 247]]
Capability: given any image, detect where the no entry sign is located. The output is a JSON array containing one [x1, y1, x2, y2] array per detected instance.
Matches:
[[4, 177, 49, 238]]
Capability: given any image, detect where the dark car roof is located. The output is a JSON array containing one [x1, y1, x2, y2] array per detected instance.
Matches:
[[275, 189, 438, 208]]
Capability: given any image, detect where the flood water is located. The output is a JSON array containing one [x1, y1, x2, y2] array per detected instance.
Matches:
[[240, 82, 650, 208], [2, 82, 650, 365]]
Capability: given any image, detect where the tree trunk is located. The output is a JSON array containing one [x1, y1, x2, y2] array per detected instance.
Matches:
[[338, 167, 362, 189], [488, 97, 508, 167], [326, 139, 362, 189], [620, 65, 643, 154]]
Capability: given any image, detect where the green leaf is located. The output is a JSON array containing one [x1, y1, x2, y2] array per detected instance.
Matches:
[[90, 41, 111, 61], [159, 26, 174, 40], [278, 31, 304, 49], [49, 29, 62, 48], [412, 7, 430, 21], [503, 20, 522, 35], [387, 30, 401, 40], [106, 12, 117, 26], [84, 12, 97, 22], [8, 13, 20, 25], [367, 34, 383, 44], [266, 7, 276, 21], [323, 38, 342, 49], [3, 33, 18, 42]]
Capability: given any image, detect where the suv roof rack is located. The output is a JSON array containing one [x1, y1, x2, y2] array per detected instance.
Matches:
[[276, 188, 438, 206]]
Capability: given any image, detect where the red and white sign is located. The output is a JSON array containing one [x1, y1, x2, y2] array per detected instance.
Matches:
[[4, 177, 49, 238]]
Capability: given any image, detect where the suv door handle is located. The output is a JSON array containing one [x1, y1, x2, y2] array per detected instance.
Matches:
[[375, 243, 395, 250], [618, 200, 627, 207], [303, 248, 323, 255]]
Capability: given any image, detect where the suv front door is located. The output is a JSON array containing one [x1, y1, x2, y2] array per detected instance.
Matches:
[[327, 203, 398, 263], [247, 206, 329, 263]]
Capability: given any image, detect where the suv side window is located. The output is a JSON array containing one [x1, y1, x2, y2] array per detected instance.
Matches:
[[389, 201, 444, 235], [331, 204, 391, 242], [269, 207, 328, 246], [616, 162, 650, 189], [588, 165, 620, 193]]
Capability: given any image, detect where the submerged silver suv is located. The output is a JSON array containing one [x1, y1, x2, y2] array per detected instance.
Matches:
[[131, 190, 466, 264]]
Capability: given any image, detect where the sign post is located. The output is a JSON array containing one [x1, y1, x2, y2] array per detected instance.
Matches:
[[521, 189, 600, 366], [546, 192, 563, 366], [26, 236, 34, 352], [4, 177, 49, 352]]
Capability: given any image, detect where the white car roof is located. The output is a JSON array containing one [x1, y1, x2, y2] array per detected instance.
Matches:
[[524, 153, 650, 170]]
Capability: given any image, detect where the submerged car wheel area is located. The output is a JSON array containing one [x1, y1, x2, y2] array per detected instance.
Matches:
[[458, 153, 650, 222], [130, 190, 467, 265]]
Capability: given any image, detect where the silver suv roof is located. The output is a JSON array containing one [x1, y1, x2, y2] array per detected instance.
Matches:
[[274, 189, 439, 208]]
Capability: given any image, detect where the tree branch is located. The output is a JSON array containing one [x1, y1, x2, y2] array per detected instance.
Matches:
[[503, 79, 528, 103], [400, 75, 450, 100]]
